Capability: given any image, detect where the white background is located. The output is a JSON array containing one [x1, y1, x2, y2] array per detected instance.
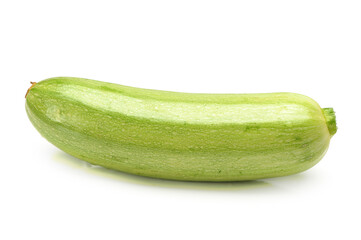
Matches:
[[1, 1, 360, 239]]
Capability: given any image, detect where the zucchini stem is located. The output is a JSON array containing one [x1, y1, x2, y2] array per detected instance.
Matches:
[[322, 108, 337, 137], [25, 82, 37, 98]]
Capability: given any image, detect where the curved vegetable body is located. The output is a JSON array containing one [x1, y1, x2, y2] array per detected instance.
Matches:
[[25, 77, 337, 181]]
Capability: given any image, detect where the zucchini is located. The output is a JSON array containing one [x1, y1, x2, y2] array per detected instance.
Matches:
[[25, 77, 337, 181]]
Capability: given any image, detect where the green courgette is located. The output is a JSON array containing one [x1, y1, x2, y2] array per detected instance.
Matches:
[[25, 77, 337, 181]]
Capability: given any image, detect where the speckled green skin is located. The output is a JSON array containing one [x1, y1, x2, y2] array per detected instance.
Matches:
[[25, 77, 336, 181]]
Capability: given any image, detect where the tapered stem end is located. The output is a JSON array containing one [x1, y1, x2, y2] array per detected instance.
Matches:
[[322, 108, 337, 137]]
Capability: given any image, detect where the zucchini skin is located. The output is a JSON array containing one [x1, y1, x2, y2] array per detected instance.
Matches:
[[25, 77, 336, 181]]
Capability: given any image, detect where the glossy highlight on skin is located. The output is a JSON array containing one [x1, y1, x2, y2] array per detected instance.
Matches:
[[25, 77, 337, 181]]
